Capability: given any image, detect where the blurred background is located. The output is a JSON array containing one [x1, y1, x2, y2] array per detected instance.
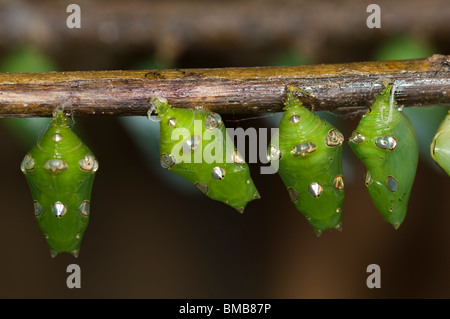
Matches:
[[0, 0, 449, 299]]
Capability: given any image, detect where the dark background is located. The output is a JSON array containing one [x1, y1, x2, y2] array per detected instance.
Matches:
[[0, 0, 449, 298]]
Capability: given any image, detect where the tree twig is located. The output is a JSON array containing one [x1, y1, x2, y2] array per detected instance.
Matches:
[[0, 55, 448, 118]]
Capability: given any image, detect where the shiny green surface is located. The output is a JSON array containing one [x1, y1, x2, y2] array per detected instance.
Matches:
[[431, 110, 450, 176], [22, 111, 98, 257], [154, 98, 259, 213], [270, 91, 345, 235], [349, 85, 418, 229]]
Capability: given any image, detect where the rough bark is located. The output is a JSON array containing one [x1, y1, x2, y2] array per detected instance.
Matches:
[[0, 55, 448, 118]]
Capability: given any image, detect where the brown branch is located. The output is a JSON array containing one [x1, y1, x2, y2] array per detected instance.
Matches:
[[0, 55, 449, 118]]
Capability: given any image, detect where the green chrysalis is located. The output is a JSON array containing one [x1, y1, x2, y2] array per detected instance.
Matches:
[[268, 87, 345, 236], [430, 110, 450, 176], [21, 110, 98, 258], [348, 83, 418, 229], [151, 97, 260, 213]]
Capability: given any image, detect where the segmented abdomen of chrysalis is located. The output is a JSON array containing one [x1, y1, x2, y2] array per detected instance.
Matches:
[[268, 89, 345, 236], [431, 110, 450, 176], [152, 97, 259, 213], [348, 84, 418, 229], [21, 110, 98, 258]]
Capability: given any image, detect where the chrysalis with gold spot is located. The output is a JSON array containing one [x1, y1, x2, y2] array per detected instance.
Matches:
[[152, 97, 259, 213], [268, 87, 345, 236], [21, 110, 98, 258], [348, 83, 418, 229]]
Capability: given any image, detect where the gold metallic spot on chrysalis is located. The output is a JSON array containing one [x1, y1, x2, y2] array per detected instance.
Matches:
[[195, 182, 209, 194], [267, 145, 282, 161], [79, 200, 90, 216], [232, 150, 244, 164], [308, 182, 323, 197], [291, 142, 317, 157], [79, 154, 98, 172], [33, 201, 42, 217], [44, 159, 68, 174], [20, 154, 35, 173], [386, 176, 399, 192], [288, 187, 299, 202], [168, 118, 177, 127], [52, 201, 67, 218], [204, 113, 222, 130], [365, 171, 373, 186], [160, 153, 176, 169], [349, 131, 365, 143], [290, 115, 300, 124], [325, 129, 344, 147], [333, 175, 344, 190], [375, 136, 397, 150], [52, 133, 63, 142], [211, 166, 225, 180]]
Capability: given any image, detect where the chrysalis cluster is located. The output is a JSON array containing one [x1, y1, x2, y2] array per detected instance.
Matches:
[[348, 83, 418, 229], [16, 79, 444, 259], [430, 110, 450, 176], [152, 97, 260, 213], [268, 87, 345, 236], [21, 110, 99, 258]]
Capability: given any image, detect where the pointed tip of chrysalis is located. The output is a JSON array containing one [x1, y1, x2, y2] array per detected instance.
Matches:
[[391, 222, 401, 230], [335, 223, 343, 232], [313, 229, 323, 237], [313, 224, 343, 236], [50, 249, 58, 258], [49, 248, 81, 258], [232, 191, 260, 214]]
